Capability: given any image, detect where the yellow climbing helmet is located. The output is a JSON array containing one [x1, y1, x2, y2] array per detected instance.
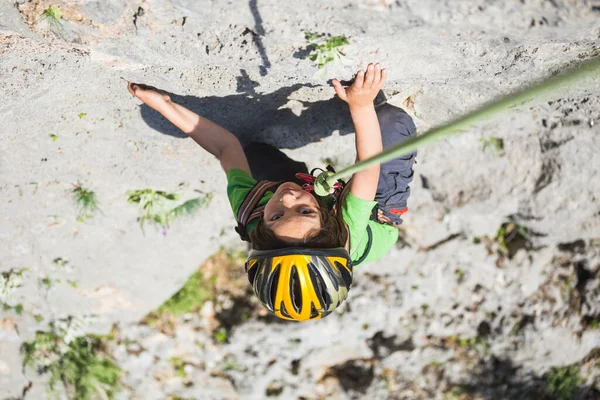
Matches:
[[245, 247, 353, 321]]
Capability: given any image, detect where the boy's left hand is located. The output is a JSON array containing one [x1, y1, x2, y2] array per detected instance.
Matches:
[[332, 63, 387, 108]]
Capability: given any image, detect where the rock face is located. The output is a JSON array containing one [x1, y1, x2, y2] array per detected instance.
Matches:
[[1, 0, 599, 399]]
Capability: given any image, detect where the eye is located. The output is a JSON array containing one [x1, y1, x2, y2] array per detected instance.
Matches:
[[270, 214, 282, 221], [299, 208, 314, 215]]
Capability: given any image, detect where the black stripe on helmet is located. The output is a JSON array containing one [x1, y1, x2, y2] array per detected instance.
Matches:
[[308, 262, 331, 307], [264, 263, 281, 311], [290, 265, 302, 314], [336, 260, 353, 290], [247, 261, 258, 285]]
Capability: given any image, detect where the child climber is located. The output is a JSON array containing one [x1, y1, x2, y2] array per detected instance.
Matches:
[[128, 62, 416, 322]]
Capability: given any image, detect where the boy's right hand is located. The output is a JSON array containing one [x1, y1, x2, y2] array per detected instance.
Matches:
[[332, 63, 387, 108], [127, 82, 171, 109]]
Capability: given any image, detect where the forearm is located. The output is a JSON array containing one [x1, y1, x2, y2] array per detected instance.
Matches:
[[350, 104, 383, 163], [348, 104, 382, 200], [154, 100, 238, 159]]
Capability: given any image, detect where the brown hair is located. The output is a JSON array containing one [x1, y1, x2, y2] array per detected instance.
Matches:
[[249, 204, 348, 250]]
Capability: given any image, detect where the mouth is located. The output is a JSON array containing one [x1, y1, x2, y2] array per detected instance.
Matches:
[[274, 182, 302, 196]]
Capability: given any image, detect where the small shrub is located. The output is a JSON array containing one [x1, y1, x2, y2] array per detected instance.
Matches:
[[545, 365, 582, 399], [21, 323, 121, 400], [304, 32, 351, 78], [127, 189, 212, 233]]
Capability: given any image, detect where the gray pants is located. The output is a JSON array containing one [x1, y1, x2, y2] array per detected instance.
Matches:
[[372, 103, 417, 225]]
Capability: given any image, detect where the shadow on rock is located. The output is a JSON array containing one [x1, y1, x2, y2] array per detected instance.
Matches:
[[456, 356, 600, 400], [136, 75, 353, 150]]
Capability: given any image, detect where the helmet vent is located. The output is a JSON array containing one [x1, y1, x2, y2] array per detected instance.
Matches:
[[308, 263, 332, 306], [291, 265, 302, 313], [337, 261, 353, 289], [247, 262, 258, 285]]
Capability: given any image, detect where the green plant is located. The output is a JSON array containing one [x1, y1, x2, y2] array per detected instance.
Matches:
[[1, 268, 27, 312], [21, 324, 121, 400], [214, 329, 228, 344], [127, 189, 212, 232], [305, 32, 349, 67], [480, 136, 504, 153], [41, 277, 52, 290], [455, 268, 465, 283], [78, 113, 87, 119], [53, 257, 69, 268], [495, 222, 529, 257], [168, 357, 188, 378], [545, 365, 582, 399], [73, 185, 99, 222], [304, 32, 351, 78], [223, 359, 246, 372], [49, 133, 58, 142], [36, 6, 64, 37]]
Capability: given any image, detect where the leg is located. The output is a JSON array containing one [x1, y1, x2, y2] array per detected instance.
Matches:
[[244, 142, 308, 182], [373, 103, 417, 226]]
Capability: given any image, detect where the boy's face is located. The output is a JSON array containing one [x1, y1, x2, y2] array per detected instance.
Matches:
[[263, 182, 322, 243]]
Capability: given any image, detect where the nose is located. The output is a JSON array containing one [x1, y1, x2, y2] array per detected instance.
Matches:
[[279, 191, 299, 207]]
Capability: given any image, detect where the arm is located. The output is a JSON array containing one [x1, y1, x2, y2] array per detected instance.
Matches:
[[332, 63, 387, 200], [128, 83, 250, 174]]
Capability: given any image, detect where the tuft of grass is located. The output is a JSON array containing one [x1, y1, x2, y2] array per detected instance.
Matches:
[[127, 189, 212, 233], [72, 185, 99, 222], [21, 325, 121, 400], [78, 112, 87, 119], [49, 133, 58, 142], [480, 136, 504, 153], [545, 365, 582, 399], [223, 359, 246, 372], [36, 6, 65, 38]]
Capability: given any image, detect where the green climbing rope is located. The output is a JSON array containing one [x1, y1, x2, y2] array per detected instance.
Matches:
[[312, 56, 600, 196]]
